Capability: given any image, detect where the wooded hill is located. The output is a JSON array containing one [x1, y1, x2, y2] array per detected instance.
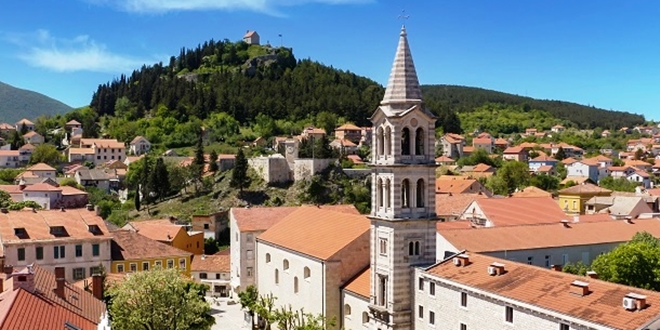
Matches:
[[88, 38, 645, 137], [0, 81, 72, 123]]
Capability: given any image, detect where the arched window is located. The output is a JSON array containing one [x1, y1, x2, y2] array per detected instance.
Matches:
[[283, 259, 289, 270], [362, 312, 369, 324], [377, 178, 383, 208], [275, 269, 279, 284], [304, 267, 311, 279], [415, 241, 420, 255], [415, 127, 425, 155], [416, 179, 425, 207], [385, 179, 391, 208], [408, 242, 414, 256], [401, 179, 410, 208], [401, 128, 411, 155], [385, 126, 392, 156], [344, 304, 352, 316], [377, 127, 384, 156], [294, 276, 299, 293], [266, 253, 271, 263]]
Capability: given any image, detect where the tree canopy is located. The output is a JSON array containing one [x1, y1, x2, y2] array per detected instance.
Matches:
[[107, 268, 214, 330]]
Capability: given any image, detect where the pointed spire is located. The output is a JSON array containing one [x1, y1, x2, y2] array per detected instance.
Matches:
[[381, 26, 423, 106]]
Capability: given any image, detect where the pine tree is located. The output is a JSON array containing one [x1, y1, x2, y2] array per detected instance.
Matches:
[[152, 157, 171, 199], [20, 123, 27, 135], [555, 146, 566, 160], [209, 150, 219, 172], [231, 148, 250, 192], [194, 135, 205, 167]]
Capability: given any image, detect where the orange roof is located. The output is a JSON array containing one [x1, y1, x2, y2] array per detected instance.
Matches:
[[536, 165, 554, 173], [244, 30, 257, 38], [462, 146, 475, 153], [191, 253, 230, 273], [0, 265, 105, 330], [21, 183, 61, 192], [472, 138, 492, 145], [111, 229, 191, 261], [232, 204, 359, 232], [130, 135, 148, 144], [343, 267, 370, 298], [435, 156, 454, 163], [608, 166, 634, 172], [437, 218, 660, 252], [18, 144, 34, 151], [494, 138, 509, 145], [633, 170, 650, 178], [15, 119, 33, 125], [335, 123, 361, 131], [590, 155, 612, 161], [435, 193, 488, 218], [0, 150, 19, 157], [560, 176, 592, 185], [332, 138, 357, 147], [561, 157, 577, 164], [59, 185, 87, 196], [472, 163, 493, 172], [530, 155, 557, 162], [0, 123, 13, 130], [559, 183, 612, 195], [625, 159, 652, 167], [468, 197, 567, 226], [511, 186, 552, 198], [435, 178, 486, 195], [68, 147, 95, 155], [503, 146, 524, 154], [425, 253, 660, 330], [126, 219, 184, 242], [65, 119, 81, 125], [0, 185, 22, 195], [25, 163, 55, 171], [518, 142, 538, 149], [257, 206, 369, 260], [578, 158, 599, 166], [21, 131, 41, 138], [347, 155, 364, 165]]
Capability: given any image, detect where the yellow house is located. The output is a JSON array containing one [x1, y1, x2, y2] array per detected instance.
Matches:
[[123, 219, 205, 255], [558, 183, 612, 215], [110, 230, 192, 275]]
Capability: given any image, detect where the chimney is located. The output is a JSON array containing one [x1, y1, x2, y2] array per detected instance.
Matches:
[[551, 264, 563, 272], [94, 205, 101, 216], [3, 265, 13, 276], [561, 219, 571, 228], [60, 207, 65, 212], [570, 280, 590, 296], [86, 204, 94, 211], [573, 215, 580, 223], [11, 267, 35, 293], [54, 267, 65, 299], [91, 273, 103, 300], [488, 262, 505, 276], [452, 254, 470, 267], [586, 270, 599, 279], [624, 293, 647, 311]]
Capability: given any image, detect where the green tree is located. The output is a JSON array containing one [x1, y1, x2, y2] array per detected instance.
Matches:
[[149, 157, 171, 200], [29, 144, 62, 165], [529, 174, 559, 192], [599, 176, 639, 192], [9, 130, 24, 150], [562, 261, 589, 276], [457, 148, 500, 168], [59, 178, 84, 190], [487, 161, 530, 195], [231, 148, 250, 192], [635, 148, 646, 160], [194, 135, 205, 167], [108, 268, 214, 330], [238, 285, 259, 329], [208, 150, 219, 172], [555, 147, 566, 160], [134, 190, 141, 212], [591, 234, 660, 291], [20, 123, 27, 135]]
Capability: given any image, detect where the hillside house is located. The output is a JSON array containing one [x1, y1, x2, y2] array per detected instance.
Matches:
[[22, 131, 44, 145], [440, 133, 465, 159], [243, 30, 260, 45], [551, 124, 565, 133], [566, 159, 600, 183], [191, 253, 231, 297], [472, 133, 494, 153], [528, 154, 558, 173], [123, 219, 204, 255], [129, 136, 151, 155], [0, 150, 20, 168], [334, 123, 363, 144], [558, 183, 612, 215], [14, 118, 34, 132], [459, 197, 567, 227], [585, 195, 652, 219], [502, 146, 528, 162], [0, 123, 15, 136]]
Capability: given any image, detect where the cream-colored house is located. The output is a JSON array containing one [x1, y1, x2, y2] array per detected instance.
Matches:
[[79, 138, 126, 165], [191, 252, 231, 297], [256, 207, 370, 326], [15, 118, 34, 132], [243, 30, 260, 45], [22, 131, 44, 145], [129, 136, 151, 155]]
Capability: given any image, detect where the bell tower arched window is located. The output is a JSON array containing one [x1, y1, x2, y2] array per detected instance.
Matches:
[[385, 179, 391, 208], [415, 127, 425, 155], [385, 127, 392, 156], [416, 179, 425, 207], [377, 127, 384, 156], [401, 128, 411, 155], [401, 179, 410, 208], [377, 178, 383, 208]]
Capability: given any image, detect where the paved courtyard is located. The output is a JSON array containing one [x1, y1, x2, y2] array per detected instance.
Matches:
[[208, 297, 251, 329]]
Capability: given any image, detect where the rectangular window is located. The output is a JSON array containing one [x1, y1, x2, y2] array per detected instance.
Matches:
[[179, 258, 186, 269], [54, 246, 65, 259], [247, 250, 254, 260], [461, 292, 467, 307], [505, 306, 514, 323], [545, 255, 551, 268], [379, 238, 387, 255], [117, 264, 124, 273], [461, 324, 467, 330], [35, 247, 43, 260], [418, 305, 423, 319], [247, 267, 253, 277], [167, 260, 174, 268], [17, 248, 25, 261], [216, 273, 220, 280], [73, 268, 85, 280], [200, 273, 208, 279], [130, 263, 137, 272], [429, 282, 435, 296], [92, 244, 100, 257], [560, 324, 569, 330], [527, 256, 533, 265], [60, 246, 65, 258], [154, 261, 162, 268], [75, 245, 83, 257], [142, 262, 149, 271], [429, 311, 435, 325], [418, 277, 424, 291], [90, 266, 101, 276], [562, 254, 569, 265]]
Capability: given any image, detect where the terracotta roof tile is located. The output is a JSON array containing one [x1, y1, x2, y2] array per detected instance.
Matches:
[[257, 206, 369, 260], [472, 138, 492, 145], [436, 193, 488, 218], [560, 176, 592, 185], [561, 157, 577, 165], [559, 183, 612, 195], [437, 218, 660, 252], [472, 163, 493, 172], [335, 123, 362, 131], [21, 131, 40, 138], [343, 266, 370, 298], [191, 253, 230, 273], [462, 146, 475, 153], [468, 197, 567, 226], [68, 147, 96, 155], [530, 155, 557, 162], [435, 155, 454, 163], [435, 178, 488, 195], [232, 205, 359, 232], [21, 183, 62, 192], [65, 120, 81, 125], [511, 186, 552, 198], [125, 219, 184, 242], [15, 119, 33, 125], [111, 230, 191, 260], [0, 151, 19, 157], [536, 165, 554, 173], [425, 253, 660, 330], [59, 186, 87, 196], [503, 146, 523, 154]]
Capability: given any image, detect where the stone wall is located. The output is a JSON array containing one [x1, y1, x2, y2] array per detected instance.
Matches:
[[248, 155, 291, 184], [293, 158, 334, 182]]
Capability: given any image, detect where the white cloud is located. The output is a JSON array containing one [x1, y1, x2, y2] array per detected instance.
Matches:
[[15, 30, 149, 73], [88, 0, 371, 14]]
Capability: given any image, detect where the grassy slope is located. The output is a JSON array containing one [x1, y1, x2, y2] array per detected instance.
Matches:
[[0, 81, 72, 122]]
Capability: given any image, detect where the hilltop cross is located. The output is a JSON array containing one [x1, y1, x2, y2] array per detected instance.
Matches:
[[398, 9, 410, 26]]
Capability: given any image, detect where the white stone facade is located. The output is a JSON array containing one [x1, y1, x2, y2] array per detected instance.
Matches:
[[342, 292, 370, 330], [248, 155, 291, 184], [229, 215, 260, 295]]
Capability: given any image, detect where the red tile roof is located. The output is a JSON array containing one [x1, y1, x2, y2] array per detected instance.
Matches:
[[425, 253, 660, 330], [65, 120, 81, 125], [510, 186, 552, 198], [21, 183, 61, 192], [111, 229, 191, 261], [472, 138, 492, 145], [435, 178, 488, 195], [435, 156, 454, 163], [536, 165, 555, 173], [257, 206, 369, 260], [530, 155, 557, 162], [435, 193, 488, 218], [343, 267, 370, 299], [22, 131, 41, 138], [335, 123, 362, 131], [125, 219, 184, 242], [559, 183, 612, 195], [468, 197, 567, 226], [0, 151, 19, 157], [503, 146, 523, 154], [232, 205, 359, 232], [59, 186, 87, 196], [191, 253, 230, 273]]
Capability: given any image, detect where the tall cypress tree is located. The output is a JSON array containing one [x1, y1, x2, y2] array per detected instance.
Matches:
[[134, 190, 141, 211], [231, 148, 250, 192], [151, 157, 171, 199], [209, 150, 219, 172]]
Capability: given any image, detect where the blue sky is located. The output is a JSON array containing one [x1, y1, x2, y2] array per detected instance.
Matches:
[[1, 1, 659, 120]]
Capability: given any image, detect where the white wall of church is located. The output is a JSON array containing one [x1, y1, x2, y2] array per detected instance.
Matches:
[[342, 292, 370, 330]]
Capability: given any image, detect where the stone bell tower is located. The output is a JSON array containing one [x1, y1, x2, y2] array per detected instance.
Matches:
[[368, 25, 438, 330]]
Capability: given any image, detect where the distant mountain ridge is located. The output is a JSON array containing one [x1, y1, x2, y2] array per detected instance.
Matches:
[[0, 82, 72, 123]]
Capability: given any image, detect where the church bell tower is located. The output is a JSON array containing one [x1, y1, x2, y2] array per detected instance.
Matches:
[[368, 26, 438, 330]]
